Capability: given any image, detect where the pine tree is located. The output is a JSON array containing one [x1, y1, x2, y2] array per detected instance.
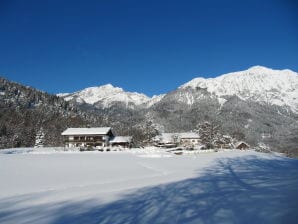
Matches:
[[144, 120, 159, 145], [196, 121, 220, 149], [34, 128, 45, 148]]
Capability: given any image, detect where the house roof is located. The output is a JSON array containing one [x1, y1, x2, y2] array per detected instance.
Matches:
[[235, 141, 250, 148], [155, 133, 177, 143], [179, 132, 200, 139], [110, 136, 132, 143], [155, 132, 200, 143], [61, 127, 112, 136]]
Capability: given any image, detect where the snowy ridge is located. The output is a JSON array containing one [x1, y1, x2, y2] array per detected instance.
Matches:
[[59, 84, 166, 108], [180, 66, 298, 112], [146, 94, 166, 107], [58, 66, 298, 112], [60, 84, 151, 108]]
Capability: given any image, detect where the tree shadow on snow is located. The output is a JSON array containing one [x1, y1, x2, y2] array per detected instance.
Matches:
[[1, 155, 298, 224]]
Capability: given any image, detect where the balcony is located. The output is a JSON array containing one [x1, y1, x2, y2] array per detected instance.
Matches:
[[65, 139, 104, 143], [64, 136, 105, 143]]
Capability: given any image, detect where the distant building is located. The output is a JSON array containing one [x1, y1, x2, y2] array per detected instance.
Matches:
[[179, 132, 200, 146], [235, 141, 250, 150], [154, 133, 178, 144], [109, 136, 133, 148], [154, 132, 201, 148], [61, 127, 114, 148]]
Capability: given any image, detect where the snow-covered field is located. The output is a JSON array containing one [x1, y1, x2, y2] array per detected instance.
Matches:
[[0, 148, 298, 224]]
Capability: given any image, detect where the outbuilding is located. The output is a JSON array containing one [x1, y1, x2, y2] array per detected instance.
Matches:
[[235, 141, 250, 150], [109, 136, 133, 148]]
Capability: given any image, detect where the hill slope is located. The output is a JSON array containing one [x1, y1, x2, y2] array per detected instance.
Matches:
[[0, 77, 103, 148]]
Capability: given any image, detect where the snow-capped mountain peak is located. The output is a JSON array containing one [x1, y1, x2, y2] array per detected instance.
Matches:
[[247, 65, 274, 72], [180, 66, 298, 112], [59, 84, 151, 108], [59, 66, 298, 113], [246, 65, 294, 75]]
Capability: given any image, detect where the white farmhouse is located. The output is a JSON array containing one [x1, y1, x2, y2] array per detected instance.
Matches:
[[61, 127, 114, 148], [155, 132, 201, 148], [179, 132, 201, 146]]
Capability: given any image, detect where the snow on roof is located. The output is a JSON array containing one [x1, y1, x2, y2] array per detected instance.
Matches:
[[156, 132, 200, 143], [157, 133, 177, 143], [235, 141, 250, 147], [61, 127, 112, 136], [179, 132, 200, 139], [110, 136, 132, 143]]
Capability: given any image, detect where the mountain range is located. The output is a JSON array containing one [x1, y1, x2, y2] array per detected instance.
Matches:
[[58, 66, 298, 113], [1, 66, 298, 156]]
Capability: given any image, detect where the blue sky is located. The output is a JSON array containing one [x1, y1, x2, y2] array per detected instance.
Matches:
[[0, 0, 297, 96]]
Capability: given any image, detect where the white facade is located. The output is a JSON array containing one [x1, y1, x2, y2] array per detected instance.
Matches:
[[61, 127, 114, 148], [155, 132, 201, 147]]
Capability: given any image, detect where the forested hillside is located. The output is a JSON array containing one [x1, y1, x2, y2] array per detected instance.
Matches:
[[0, 77, 104, 148]]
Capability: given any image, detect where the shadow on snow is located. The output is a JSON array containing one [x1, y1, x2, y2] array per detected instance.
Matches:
[[1, 155, 298, 224]]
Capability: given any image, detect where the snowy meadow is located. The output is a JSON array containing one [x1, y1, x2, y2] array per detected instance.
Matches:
[[0, 148, 298, 224]]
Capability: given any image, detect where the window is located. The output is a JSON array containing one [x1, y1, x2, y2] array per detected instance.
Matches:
[[94, 136, 103, 141], [86, 136, 94, 141]]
